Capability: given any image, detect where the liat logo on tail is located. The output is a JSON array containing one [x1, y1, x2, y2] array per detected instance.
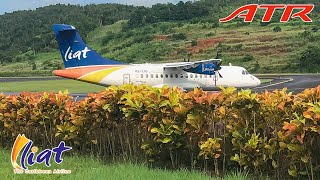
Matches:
[[64, 47, 91, 62], [53, 24, 125, 68]]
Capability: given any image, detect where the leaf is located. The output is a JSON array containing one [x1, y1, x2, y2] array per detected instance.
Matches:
[[245, 133, 259, 149], [56, 125, 63, 132], [296, 132, 305, 144], [162, 118, 172, 125], [279, 142, 287, 150], [172, 125, 180, 131], [200, 142, 208, 149], [141, 143, 150, 150], [231, 154, 240, 163], [162, 137, 172, 144], [151, 128, 159, 134], [69, 126, 77, 133], [221, 87, 237, 95], [310, 126, 320, 133], [91, 140, 98, 145], [232, 131, 242, 139], [278, 102, 285, 110], [168, 92, 179, 106], [214, 154, 221, 159], [55, 132, 61, 137], [287, 144, 302, 152], [186, 113, 201, 130], [272, 160, 278, 168], [283, 122, 297, 133], [219, 106, 226, 115], [303, 111, 313, 119], [103, 104, 111, 111], [174, 106, 189, 114], [264, 144, 271, 150], [299, 171, 308, 176], [301, 155, 309, 163], [288, 166, 297, 177]]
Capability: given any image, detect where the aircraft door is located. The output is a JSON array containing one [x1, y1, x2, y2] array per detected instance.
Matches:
[[123, 74, 130, 84]]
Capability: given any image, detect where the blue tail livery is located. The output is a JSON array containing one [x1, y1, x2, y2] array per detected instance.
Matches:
[[53, 24, 124, 69]]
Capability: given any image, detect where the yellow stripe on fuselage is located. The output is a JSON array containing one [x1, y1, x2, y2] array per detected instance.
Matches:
[[79, 67, 125, 83]]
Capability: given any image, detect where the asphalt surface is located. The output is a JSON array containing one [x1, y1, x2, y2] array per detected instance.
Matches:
[[1, 75, 320, 100], [0, 77, 61, 82], [253, 74, 320, 93]]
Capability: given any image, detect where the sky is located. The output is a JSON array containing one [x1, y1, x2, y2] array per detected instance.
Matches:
[[0, 0, 191, 14]]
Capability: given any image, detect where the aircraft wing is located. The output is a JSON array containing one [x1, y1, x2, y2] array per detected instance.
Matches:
[[164, 59, 222, 70]]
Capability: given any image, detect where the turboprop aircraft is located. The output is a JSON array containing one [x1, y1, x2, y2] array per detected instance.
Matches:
[[53, 24, 261, 91]]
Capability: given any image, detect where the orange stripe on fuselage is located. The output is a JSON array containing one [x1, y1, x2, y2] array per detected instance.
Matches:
[[53, 66, 121, 79]]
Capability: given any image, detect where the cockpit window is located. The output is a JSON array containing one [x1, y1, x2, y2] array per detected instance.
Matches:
[[242, 70, 249, 75]]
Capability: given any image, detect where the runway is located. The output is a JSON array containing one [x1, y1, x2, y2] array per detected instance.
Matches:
[[253, 74, 320, 93], [0, 77, 61, 82], [1, 75, 320, 100]]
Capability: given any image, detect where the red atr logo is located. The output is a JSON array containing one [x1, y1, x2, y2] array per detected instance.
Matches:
[[219, 4, 314, 23]]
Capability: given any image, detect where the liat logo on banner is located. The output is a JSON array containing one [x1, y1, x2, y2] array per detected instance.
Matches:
[[11, 134, 72, 175], [220, 4, 314, 23]]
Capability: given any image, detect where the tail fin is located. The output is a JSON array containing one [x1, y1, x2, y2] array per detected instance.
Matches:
[[53, 24, 124, 69]]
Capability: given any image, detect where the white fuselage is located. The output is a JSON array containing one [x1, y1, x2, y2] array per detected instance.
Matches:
[[99, 64, 261, 90]]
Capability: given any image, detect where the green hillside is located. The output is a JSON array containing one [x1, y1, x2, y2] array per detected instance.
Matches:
[[0, 0, 319, 76]]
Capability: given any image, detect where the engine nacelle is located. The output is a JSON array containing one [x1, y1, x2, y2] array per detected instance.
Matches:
[[185, 63, 219, 75]]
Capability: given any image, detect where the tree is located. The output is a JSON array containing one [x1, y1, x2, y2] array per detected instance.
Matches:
[[0, 3, 137, 57], [273, 26, 282, 32], [32, 62, 37, 70], [243, 54, 254, 62], [191, 40, 197, 47], [299, 45, 320, 72], [171, 33, 187, 41]]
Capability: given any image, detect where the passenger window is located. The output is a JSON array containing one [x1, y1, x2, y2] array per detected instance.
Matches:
[[190, 74, 193, 78], [161, 74, 164, 78], [180, 74, 183, 78], [209, 75, 212, 78], [200, 74, 202, 78], [175, 74, 178, 78], [136, 74, 139, 78], [156, 74, 159, 78], [151, 74, 154, 78], [165, 74, 168, 78], [141, 74, 143, 78], [185, 74, 188, 78], [204, 75, 207, 78], [170, 74, 173, 78], [146, 74, 149, 78], [195, 74, 198, 78]]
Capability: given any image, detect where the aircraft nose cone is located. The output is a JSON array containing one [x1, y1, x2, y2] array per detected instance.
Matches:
[[255, 77, 261, 86], [250, 75, 261, 86]]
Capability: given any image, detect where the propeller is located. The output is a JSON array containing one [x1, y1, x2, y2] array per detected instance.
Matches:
[[213, 61, 223, 86], [214, 61, 223, 78]]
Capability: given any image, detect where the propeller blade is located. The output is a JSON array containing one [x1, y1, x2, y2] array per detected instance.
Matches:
[[214, 73, 217, 86], [215, 61, 222, 71], [218, 71, 223, 78]]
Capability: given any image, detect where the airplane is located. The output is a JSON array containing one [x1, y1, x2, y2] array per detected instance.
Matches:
[[52, 24, 261, 91]]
